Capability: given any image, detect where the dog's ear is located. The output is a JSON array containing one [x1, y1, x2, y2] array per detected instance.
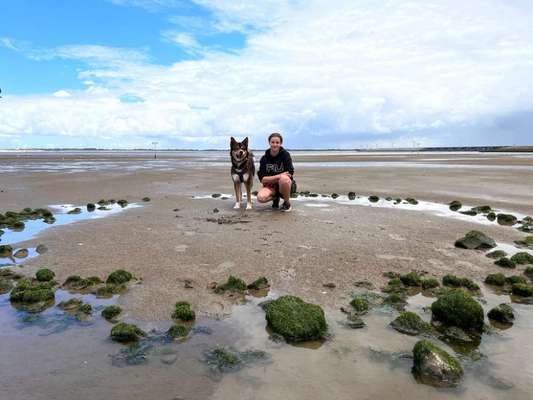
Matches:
[[230, 136, 237, 148], [242, 137, 248, 148]]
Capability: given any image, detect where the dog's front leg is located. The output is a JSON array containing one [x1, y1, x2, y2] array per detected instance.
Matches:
[[233, 181, 242, 209], [245, 182, 253, 210]]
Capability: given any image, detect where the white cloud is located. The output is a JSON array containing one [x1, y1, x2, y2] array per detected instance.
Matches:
[[53, 90, 72, 98], [2, 0, 533, 147]]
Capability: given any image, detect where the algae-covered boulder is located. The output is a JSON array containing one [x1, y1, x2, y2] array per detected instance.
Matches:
[[442, 275, 479, 291], [368, 195, 379, 203], [494, 257, 516, 269], [412, 340, 463, 387], [264, 295, 327, 341], [449, 200, 462, 211], [511, 283, 533, 297], [95, 284, 126, 297], [35, 268, 55, 282], [525, 266, 533, 279], [390, 312, 431, 335], [497, 213, 517, 226], [63, 275, 102, 291], [486, 250, 507, 259], [172, 301, 195, 321], [350, 296, 369, 314], [454, 230, 496, 250], [421, 278, 440, 290], [510, 252, 533, 265], [431, 290, 484, 333], [67, 207, 82, 215], [215, 275, 247, 294], [505, 275, 527, 285], [247, 276, 269, 290], [102, 305, 122, 321], [110, 322, 146, 343], [0, 245, 13, 257], [9, 278, 55, 309], [400, 272, 422, 287], [485, 273, 506, 286], [515, 236, 533, 249], [167, 324, 190, 339], [106, 269, 133, 285], [57, 298, 83, 311], [488, 304, 514, 324], [117, 199, 128, 207]]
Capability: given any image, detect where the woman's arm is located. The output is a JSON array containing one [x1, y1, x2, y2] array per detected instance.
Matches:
[[261, 174, 281, 184]]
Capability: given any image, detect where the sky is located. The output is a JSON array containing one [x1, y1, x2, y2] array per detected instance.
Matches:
[[1, 0, 533, 149]]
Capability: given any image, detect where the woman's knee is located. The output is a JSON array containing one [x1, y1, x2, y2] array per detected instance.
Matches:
[[257, 190, 271, 203], [279, 175, 291, 187]]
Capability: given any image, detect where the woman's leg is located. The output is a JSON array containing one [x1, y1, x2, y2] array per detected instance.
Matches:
[[278, 174, 291, 203], [257, 186, 275, 203]]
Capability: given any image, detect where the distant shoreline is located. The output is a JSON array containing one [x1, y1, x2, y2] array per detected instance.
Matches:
[[0, 146, 532, 152]]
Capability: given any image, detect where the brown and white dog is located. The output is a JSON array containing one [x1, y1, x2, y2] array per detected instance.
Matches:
[[230, 137, 255, 209]]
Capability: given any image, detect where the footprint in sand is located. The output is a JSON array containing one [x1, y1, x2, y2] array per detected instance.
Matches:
[[387, 233, 405, 241], [279, 268, 296, 281]]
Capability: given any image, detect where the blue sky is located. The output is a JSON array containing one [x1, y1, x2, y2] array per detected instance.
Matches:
[[1, 0, 533, 149]]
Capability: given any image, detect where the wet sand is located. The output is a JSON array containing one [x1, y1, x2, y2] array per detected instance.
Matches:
[[1, 150, 533, 399]]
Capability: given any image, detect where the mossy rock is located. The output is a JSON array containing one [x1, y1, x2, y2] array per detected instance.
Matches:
[[87, 203, 96, 211], [486, 250, 507, 259], [400, 272, 422, 287], [171, 301, 195, 321], [368, 195, 379, 203], [350, 296, 369, 314], [486, 212, 496, 221], [110, 322, 146, 343], [390, 311, 431, 335], [383, 292, 408, 310], [11, 221, 25, 230], [511, 283, 533, 297], [167, 324, 190, 339], [449, 200, 462, 211], [471, 205, 492, 214], [0, 278, 14, 294], [454, 230, 495, 250], [117, 199, 128, 207], [421, 278, 440, 290], [57, 298, 83, 311], [442, 275, 479, 291], [405, 198, 418, 205], [497, 213, 517, 226], [412, 340, 463, 387], [524, 266, 533, 279], [494, 257, 516, 269], [348, 192, 356, 200], [106, 269, 133, 285], [510, 252, 533, 265], [35, 268, 55, 282], [95, 284, 126, 297], [382, 277, 406, 294], [63, 275, 102, 290], [0, 245, 13, 257], [247, 276, 269, 290], [102, 305, 122, 321], [487, 304, 514, 324], [515, 236, 533, 249], [67, 207, 82, 215], [431, 290, 484, 332], [484, 273, 506, 286], [9, 278, 55, 306], [79, 303, 92, 315], [215, 275, 247, 294], [264, 295, 327, 341], [505, 275, 527, 285]]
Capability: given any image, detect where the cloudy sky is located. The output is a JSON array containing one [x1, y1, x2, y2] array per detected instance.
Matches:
[[1, 0, 533, 149]]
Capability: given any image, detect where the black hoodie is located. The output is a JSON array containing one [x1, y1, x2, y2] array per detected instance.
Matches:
[[257, 146, 294, 182]]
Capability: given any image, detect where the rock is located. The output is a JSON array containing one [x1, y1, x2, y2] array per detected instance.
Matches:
[[484, 273, 506, 286], [323, 282, 336, 289], [487, 304, 514, 324], [167, 324, 190, 339], [117, 199, 128, 208], [35, 268, 55, 282], [110, 322, 146, 343], [11, 221, 25, 230], [0, 278, 14, 294], [95, 284, 126, 297], [486, 212, 496, 221], [368, 195, 379, 203], [247, 276, 269, 290], [211, 193, 222, 198], [348, 192, 356, 200], [63, 275, 102, 291], [263, 295, 327, 341], [497, 213, 517, 226], [412, 340, 463, 387], [350, 296, 369, 314], [142, 197, 151, 202], [102, 305, 122, 321], [510, 252, 533, 265], [505, 275, 527, 285], [486, 250, 507, 259], [460, 210, 477, 216], [390, 312, 431, 335], [184, 279, 194, 288], [13, 248, 29, 258], [405, 198, 418, 205], [515, 236, 533, 249], [35, 244, 48, 254], [86, 203, 96, 211], [204, 347, 267, 373], [442, 275, 479, 291], [215, 275, 247, 293], [431, 290, 484, 333], [331, 193, 339, 199], [212, 208, 219, 213], [471, 205, 492, 214], [400, 272, 422, 287], [511, 283, 533, 297], [9, 278, 55, 307], [494, 257, 516, 269], [382, 277, 406, 294], [67, 207, 82, 215], [440, 325, 476, 344], [449, 200, 462, 211], [172, 301, 195, 321], [454, 230, 496, 250], [383, 292, 408, 310], [0, 244, 13, 257], [525, 266, 533, 279], [57, 298, 83, 311], [106, 269, 133, 285], [421, 278, 440, 290]]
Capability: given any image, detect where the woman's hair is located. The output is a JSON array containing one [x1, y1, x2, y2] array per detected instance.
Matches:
[[268, 132, 283, 143]]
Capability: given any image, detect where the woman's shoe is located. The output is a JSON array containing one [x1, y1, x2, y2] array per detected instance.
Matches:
[[280, 201, 292, 212], [272, 195, 280, 209]]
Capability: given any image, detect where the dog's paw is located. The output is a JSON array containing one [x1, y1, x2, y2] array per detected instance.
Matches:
[[246, 203, 253, 210], [233, 202, 241, 209]]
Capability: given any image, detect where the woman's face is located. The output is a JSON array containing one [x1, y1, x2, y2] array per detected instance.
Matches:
[[269, 136, 281, 153]]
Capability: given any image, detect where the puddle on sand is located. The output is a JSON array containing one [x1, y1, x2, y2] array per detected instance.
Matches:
[[0, 203, 139, 267], [1, 284, 532, 400]]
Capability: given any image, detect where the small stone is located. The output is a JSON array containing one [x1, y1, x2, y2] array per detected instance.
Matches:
[[368, 195, 379, 203], [454, 230, 496, 250], [323, 282, 336, 289], [13, 249, 29, 258], [449, 200, 462, 211], [35, 244, 48, 254], [497, 213, 518, 226], [487, 303, 514, 324]]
